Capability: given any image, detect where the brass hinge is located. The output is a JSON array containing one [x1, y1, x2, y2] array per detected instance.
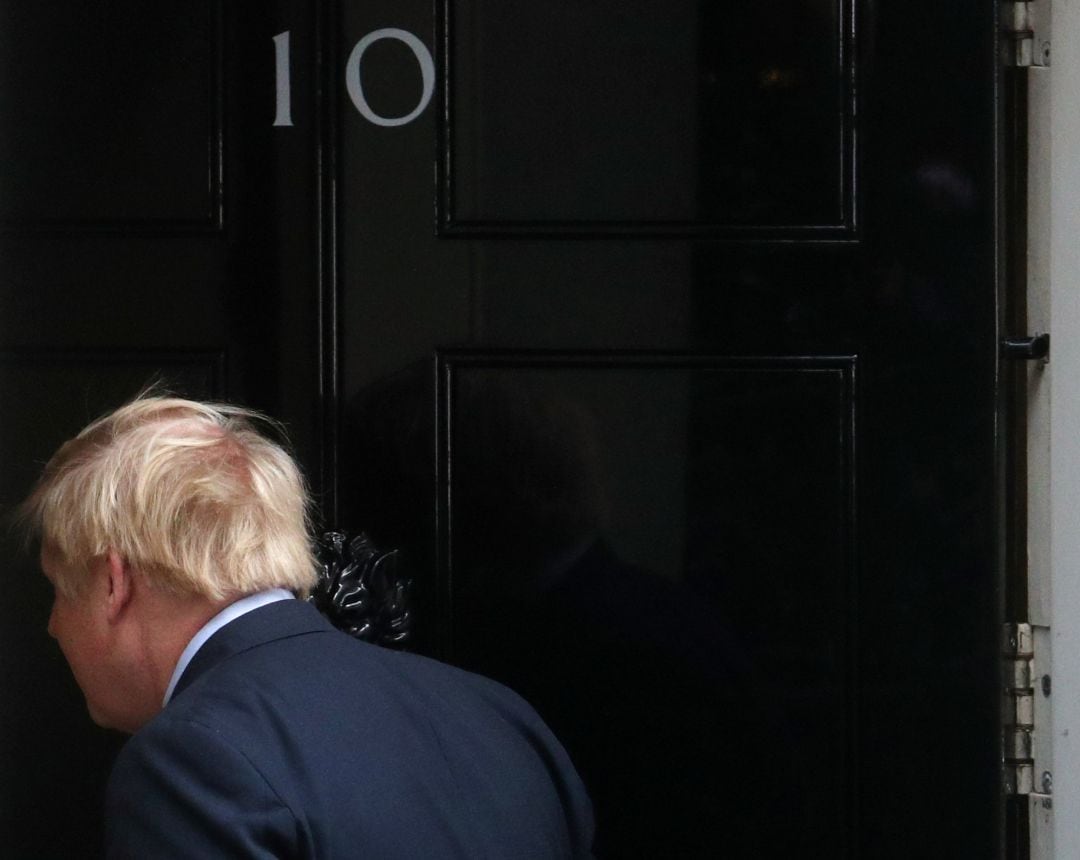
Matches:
[[1002, 2, 1051, 68]]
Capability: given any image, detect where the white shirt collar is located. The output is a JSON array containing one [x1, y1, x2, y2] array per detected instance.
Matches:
[[162, 588, 295, 706]]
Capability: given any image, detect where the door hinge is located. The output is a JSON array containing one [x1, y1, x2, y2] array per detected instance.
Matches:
[[1003, 623, 1052, 800], [1003, 2, 1051, 68]]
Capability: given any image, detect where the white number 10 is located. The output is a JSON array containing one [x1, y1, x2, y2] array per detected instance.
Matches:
[[273, 29, 436, 128]]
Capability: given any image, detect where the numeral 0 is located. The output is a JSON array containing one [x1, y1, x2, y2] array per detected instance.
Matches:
[[273, 29, 436, 128]]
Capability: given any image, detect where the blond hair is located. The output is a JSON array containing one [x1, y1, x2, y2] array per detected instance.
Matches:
[[20, 395, 318, 601]]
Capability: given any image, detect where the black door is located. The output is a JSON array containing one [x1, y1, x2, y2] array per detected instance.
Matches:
[[1, 1, 1004, 858]]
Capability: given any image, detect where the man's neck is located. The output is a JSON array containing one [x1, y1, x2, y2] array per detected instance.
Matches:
[[127, 589, 232, 730]]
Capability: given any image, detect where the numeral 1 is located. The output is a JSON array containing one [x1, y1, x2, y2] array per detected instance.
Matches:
[[273, 31, 293, 127]]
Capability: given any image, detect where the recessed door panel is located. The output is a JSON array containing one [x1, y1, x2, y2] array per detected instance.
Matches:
[[442, 0, 853, 234], [0, 1, 222, 227], [439, 355, 854, 855]]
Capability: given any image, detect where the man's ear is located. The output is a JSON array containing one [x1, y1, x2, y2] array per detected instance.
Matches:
[[103, 550, 135, 623]]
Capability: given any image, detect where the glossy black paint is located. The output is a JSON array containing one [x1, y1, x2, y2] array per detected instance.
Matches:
[[438, 0, 855, 237], [434, 352, 856, 855], [0, 2, 224, 230]]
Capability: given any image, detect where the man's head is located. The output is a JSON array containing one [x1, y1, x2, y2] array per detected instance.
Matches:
[[19, 395, 319, 730], [21, 395, 318, 601]]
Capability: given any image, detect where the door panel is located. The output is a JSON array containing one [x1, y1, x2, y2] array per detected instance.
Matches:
[[443, 0, 853, 233], [441, 355, 854, 855], [0, 1, 222, 227]]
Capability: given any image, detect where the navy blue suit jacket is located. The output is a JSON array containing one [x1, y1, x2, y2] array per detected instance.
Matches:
[[105, 600, 594, 858]]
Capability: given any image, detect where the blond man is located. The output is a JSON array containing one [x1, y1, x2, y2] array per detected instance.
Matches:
[[22, 396, 593, 859]]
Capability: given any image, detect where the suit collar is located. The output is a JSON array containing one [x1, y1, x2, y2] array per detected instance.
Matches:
[[171, 599, 332, 701]]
